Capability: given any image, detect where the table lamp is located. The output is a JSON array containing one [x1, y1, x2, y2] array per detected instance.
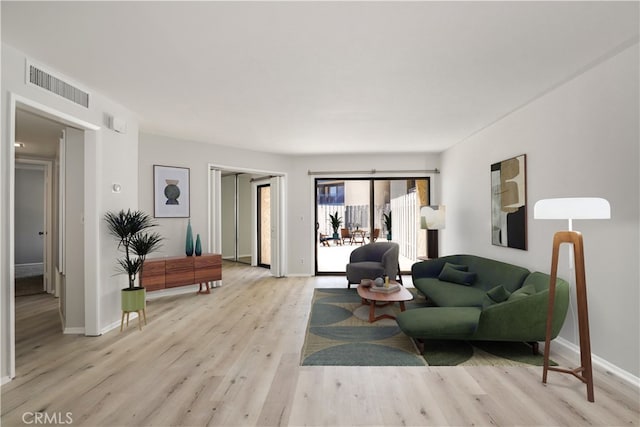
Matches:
[[420, 205, 446, 259], [533, 197, 610, 403]]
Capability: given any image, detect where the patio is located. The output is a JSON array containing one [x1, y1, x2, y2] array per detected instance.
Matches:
[[317, 241, 417, 274]]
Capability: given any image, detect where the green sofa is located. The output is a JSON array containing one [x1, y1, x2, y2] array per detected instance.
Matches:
[[396, 255, 570, 350]]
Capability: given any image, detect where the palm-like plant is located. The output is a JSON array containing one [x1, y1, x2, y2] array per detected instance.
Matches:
[[105, 209, 163, 289], [383, 212, 392, 239], [329, 211, 343, 235]]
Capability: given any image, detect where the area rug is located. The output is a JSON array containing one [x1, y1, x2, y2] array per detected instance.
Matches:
[[301, 288, 555, 367]]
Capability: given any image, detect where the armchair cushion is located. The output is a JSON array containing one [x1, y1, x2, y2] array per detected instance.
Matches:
[[346, 242, 399, 286]]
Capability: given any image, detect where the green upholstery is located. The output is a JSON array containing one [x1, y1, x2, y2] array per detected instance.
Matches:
[[399, 256, 570, 343], [414, 278, 486, 307], [396, 307, 481, 339]]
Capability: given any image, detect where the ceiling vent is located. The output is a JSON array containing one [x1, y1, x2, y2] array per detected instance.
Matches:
[[26, 60, 90, 108]]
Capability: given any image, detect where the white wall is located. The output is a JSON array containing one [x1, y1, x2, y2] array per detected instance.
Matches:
[[1, 44, 139, 380], [441, 44, 639, 377], [138, 133, 292, 263]]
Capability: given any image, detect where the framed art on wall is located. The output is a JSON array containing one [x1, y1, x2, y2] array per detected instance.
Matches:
[[154, 165, 190, 218], [491, 154, 527, 250]]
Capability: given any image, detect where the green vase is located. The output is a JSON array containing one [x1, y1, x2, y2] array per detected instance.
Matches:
[[121, 288, 146, 312], [186, 220, 194, 256], [195, 234, 202, 256]]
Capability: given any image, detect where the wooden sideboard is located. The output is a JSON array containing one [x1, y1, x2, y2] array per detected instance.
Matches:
[[141, 253, 222, 294]]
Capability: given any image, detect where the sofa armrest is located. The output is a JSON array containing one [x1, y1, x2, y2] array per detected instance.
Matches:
[[473, 283, 569, 341], [411, 258, 447, 280]]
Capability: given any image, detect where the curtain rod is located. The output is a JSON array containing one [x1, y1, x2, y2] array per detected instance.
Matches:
[[308, 168, 440, 176]]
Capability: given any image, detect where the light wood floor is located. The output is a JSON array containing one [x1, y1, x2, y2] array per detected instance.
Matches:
[[2, 261, 638, 426]]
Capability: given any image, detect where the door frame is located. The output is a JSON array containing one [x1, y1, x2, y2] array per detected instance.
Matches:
[[6, 93, 100, 380], [314, 175, 431, 275], [14, 159, 54, 294], [256, 183, 271, 268], [208, 164, 286, 276]]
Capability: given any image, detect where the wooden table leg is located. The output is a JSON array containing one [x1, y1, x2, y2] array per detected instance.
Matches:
[[198, 282, 211, 294], [120, 311, 126, 332], [399, 301, 406, 311]]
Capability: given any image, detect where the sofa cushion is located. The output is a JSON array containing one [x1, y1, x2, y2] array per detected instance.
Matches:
[[397, 307, 482, 339], [414, 278, 486, 307], [442, 262, 468, 272], [486, 285, 511, 303], [482, 285, 512, 309], [423, 255, 530, 292], [438, 264, 477, 286]]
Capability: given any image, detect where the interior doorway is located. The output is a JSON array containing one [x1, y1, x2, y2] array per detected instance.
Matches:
[[14, 162, 48, 297], [209, 167, 286, 277], [7, 94, 100, 380]]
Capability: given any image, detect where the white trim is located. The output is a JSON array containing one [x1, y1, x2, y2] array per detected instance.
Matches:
[[63, 327, 85, 335], [7, 93, 101, 381], [544, 337, 640, 389], [1, 376, 12, 386]]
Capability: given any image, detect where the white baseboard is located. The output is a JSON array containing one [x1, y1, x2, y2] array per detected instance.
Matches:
[[545, 337, 640, 389], [63, 327, 85, 335], [285, 273, 313, 277], [1, 376, 12, 385]]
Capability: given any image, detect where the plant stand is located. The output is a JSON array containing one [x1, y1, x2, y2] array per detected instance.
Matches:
[[120, 309, 147, 331], [120, 287, 147, 331]]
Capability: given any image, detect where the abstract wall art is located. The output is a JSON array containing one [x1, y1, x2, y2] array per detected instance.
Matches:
[[154, 165, 190, 218], [491, 154, 527, 250]]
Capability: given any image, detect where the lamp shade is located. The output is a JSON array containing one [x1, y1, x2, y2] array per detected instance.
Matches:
[[420, 205, 446, 230], [534, 198, 610, 220]]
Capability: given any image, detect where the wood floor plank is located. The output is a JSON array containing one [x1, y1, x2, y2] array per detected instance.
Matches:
[[2, 261, 639, 426]]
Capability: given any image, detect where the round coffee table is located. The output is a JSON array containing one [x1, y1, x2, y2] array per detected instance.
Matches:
[[356, 282, 414, 323]]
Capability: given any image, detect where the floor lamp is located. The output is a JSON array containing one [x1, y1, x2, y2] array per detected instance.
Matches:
[[533, 197, 610, 403], [420, 205, 446, 259]]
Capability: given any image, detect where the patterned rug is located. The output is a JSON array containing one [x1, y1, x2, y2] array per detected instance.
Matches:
[[301, 288, 554, 367]]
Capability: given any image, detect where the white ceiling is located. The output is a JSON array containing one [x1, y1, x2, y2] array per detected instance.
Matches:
[[2, 1, 638, 155]]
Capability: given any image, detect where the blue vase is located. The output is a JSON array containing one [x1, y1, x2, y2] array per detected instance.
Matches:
[[186, 220, 194, 256], [195, 234, 202, 256]]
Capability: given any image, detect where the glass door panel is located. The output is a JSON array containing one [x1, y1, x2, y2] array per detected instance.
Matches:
[[378, 179, 429, 272], [316, 177, 429, 274]]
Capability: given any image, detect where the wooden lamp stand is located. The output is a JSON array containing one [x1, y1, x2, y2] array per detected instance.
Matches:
[[543, 230, 594, 402]]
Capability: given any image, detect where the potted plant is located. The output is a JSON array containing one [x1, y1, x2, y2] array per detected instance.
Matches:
[[104, 209, 163, 321], [383, 212, 392, 241], [329, 211, 343, 239]]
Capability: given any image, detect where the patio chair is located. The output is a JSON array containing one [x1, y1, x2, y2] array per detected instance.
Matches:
[[340, 228, 353, 245], [346, 242, 402, 288]]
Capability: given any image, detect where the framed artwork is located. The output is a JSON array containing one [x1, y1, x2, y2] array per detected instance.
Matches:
[[154, 165, 190, 218], [491, 154, 527, 250]]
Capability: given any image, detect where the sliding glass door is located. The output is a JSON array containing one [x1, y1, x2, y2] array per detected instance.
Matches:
[[315, 177, 429, 274]]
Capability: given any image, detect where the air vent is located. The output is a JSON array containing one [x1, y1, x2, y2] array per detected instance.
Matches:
[[26, 61, 89, 108]]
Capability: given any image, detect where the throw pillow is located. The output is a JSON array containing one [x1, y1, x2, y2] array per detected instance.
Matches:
[[486, 285, 511, 303], [438, 264, 477, 286], [442, 262, 469, 272]]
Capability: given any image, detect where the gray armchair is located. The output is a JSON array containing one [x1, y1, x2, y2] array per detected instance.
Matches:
[[346, 242, 401, 288]]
